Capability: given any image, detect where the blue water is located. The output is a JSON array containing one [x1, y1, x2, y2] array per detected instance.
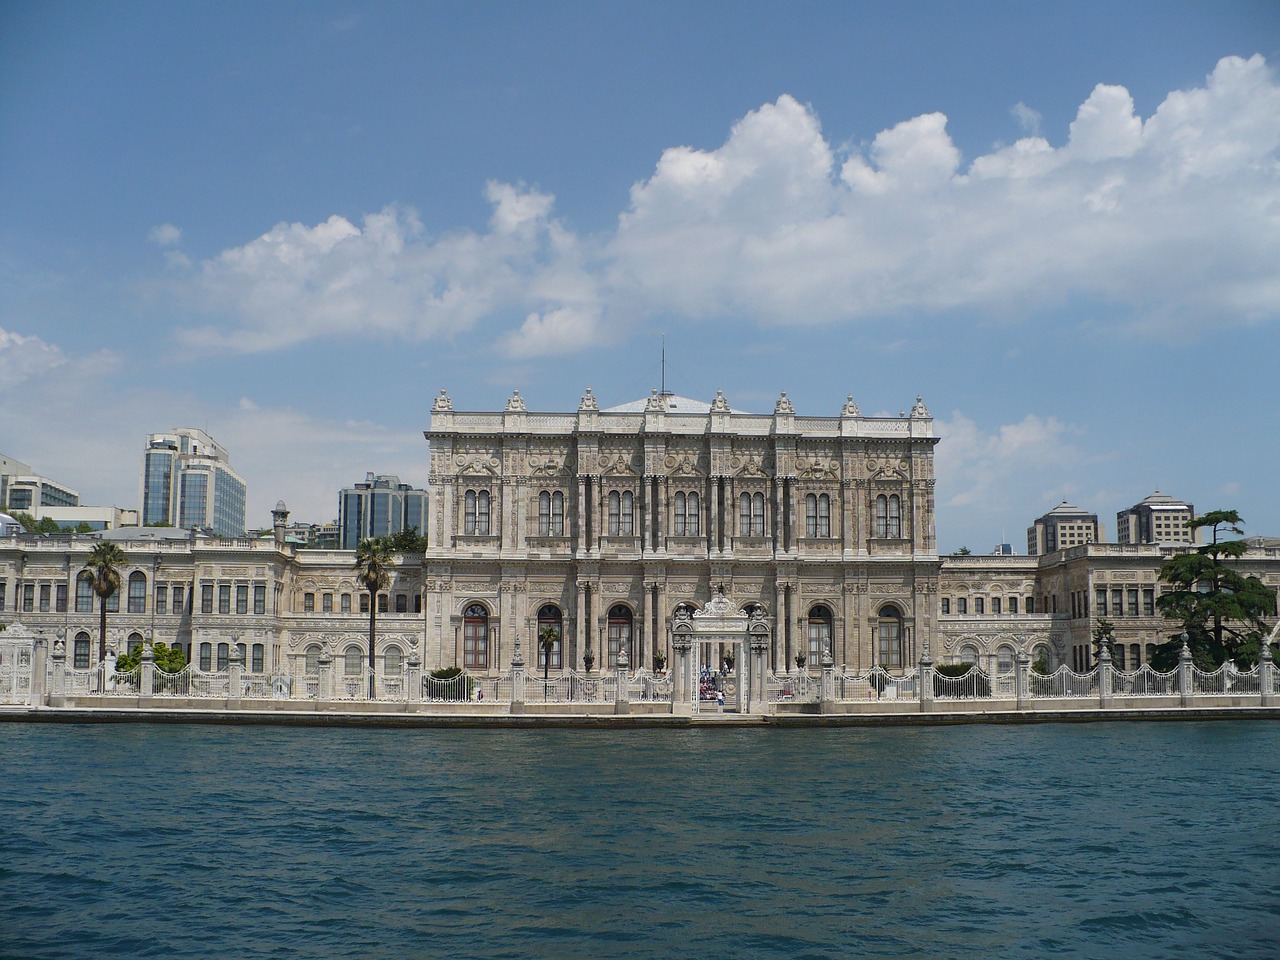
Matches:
[[2, 720, 1278, 959]]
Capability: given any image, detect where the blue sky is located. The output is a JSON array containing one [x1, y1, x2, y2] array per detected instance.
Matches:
[[2, 1, 1278, 550]]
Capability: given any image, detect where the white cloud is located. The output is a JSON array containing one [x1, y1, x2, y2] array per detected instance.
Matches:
[[166, 55, 1280, 354], [0, 328, 71, 383], [1011, 101, 1042, 137]]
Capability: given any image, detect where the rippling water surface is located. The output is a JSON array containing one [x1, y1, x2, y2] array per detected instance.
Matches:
[[2, 720, 1278, 959]]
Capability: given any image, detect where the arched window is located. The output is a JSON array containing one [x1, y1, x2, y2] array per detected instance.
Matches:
[[551, 491, 564, 535], [538, 491, 565, 536], [127, 632, 144, 655], [127, 572, 146, 613], [609, 491, 620, 534], [74, 632, 91, 669], [477, 491, 491, 534], [384, 646, 403, 675], [199, 642, 212, 671], [607, 604, 633, 668], [887, 495, 902, 538], [621, 491, 634, 534], [807, 605, 833, 664], [738, 492, 765, 537], [609, 491, 634, 535], [463, 603, 489, 670], [805, 494, 817, 537], [216, 643, 229, 671], [465, 490, 476, 534], [465, 490, 491, 535], [674, 493, 686, 535], [236, 642, 247, 667], [538, 491, 551, 535], [537, 604, 563, 671], [877, 604, 904, 668], [1144, 642, 1155, 663], [817, 494, 831, 537], [959, 644, 979, 666], [996, 645, 1015, 674], [304, 644, 321, 674], [344, 647, 363, 676], [674, 491, 699, 536], [76, 573, 94, 613], [875, 495, 888, 538]]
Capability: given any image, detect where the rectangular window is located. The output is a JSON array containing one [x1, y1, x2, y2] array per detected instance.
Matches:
[[0, 580, 5, 611], [341, 594, 351, 613], [173, 585, 185, 613], [941, 598, 950, 615], [1026, 597, 1034, 614], [1127, 588, 1139, 618], [219, 584, 231, 614], [23, 583, 34, 612], [236, 585, 248, 615], [1009, 596, 1018, 614], [322, 593, 333, 613], [55, 584, 68, 613], [128, 576, 145, 613], [395, 594, 407, 613], [378, 594, 388, 613], [1112, 588, 1123, 617], [974, 597, 984, 615], [1096, 587, 1107, 616], [254, 584, 266, 615], [414, 594, 422, 614], [360, 594, 370, 613], [155, 585, 167, 615], [251, 644, 265, 673], [1143, 588, 1155, 617], [39, 584, 51, 612], [199, 643, 212, 671], [991, 597, 1001, 615], [304, 593, 315, 613], [202, 584, 214, 614], [957, 598, 967, 614]]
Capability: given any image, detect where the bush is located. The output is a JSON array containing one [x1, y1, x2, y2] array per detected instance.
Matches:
[[932, 661, 991, 698]]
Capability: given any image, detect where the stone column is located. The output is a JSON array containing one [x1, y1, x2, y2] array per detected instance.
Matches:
[[919, 642, 935, 713], [819, 643, 836, 715], [1097, 642, 1112, 709], [672, 633, 693, 716], [1178, 634, 1193, 708], [613, 641, 630, 715], [750, 635, 770, 714], [318, 651, 334, 703], [228, 642, 243, 708], [1015, 650, 1029, 711], [642, 581, 655, 672], [407, 651, 422, 704], [50, 633, 67, 706], [510, 639, 526, 715], [30, 636, 48, 708], [140, 641, 155, 703], [1259, 639, 1274, 707]]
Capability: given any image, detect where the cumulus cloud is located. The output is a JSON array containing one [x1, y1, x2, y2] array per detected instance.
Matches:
[[169, 54, 1280, 353], [935, 411, 1084, 512], [0, 328, 70, 383]]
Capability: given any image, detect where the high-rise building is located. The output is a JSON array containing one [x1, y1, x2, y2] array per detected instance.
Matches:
[[338, 474, 429, 548], [0, 452, 80, 512], [1027, 501, 1102, 556], [1116, 491, 1196, 545], [140, 429, 246, 537]]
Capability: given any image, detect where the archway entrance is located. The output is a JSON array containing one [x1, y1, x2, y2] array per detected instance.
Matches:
[[670, 590, 771, 714]]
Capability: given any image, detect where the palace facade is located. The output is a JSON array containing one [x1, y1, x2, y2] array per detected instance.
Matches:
[[3, 390, 1279, 683]]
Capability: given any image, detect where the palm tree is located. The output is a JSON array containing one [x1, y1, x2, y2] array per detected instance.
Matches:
[[354, 537, 392, 699], [84, 541, 127, 685], [538, 624, 560, 685]]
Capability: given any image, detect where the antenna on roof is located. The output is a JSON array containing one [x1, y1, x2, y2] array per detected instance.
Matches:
[[660, 333, 666, 396]]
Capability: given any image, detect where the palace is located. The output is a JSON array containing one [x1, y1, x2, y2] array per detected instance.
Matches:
[[2, 389, 1279, 691]]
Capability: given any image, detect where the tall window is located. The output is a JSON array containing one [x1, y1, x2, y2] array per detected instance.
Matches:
[[236, 584, 248, 615], [341, 594, 351, 613], [219, 584, 231, 614], [322, 593, 333, 613], [807, 605, 833, 665], [607, 604, 633, 668], [344, 647, 363, 676], [384, 647, 403, 675], [127, 633, 143, 655], [254, 584, 266, 614], [216, 643, 229, 671], [305, 644, 321, 674], [463, 603, 490, 670], [538, 491, 566, 536], [172, 585, 185, 613], [124, 570, 144, 616], [1009, 596, 1018, 614], [674, 491, 700, 536], [465, 490, 491, 535], [991, 597, 1002, 615], [608, 491, 635, 535], [739, 492, 765, 537], [76, 574, 93, 613], [155, 585, 167, 615], [537, 604, 563, 671], [875, 495, 903, 538], [805, 494, 831, 538], [877, 604, 904, 668], [251, 644, 265, 672], [74, 633, 91, 669]]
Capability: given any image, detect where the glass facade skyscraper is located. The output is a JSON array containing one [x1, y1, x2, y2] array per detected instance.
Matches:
[[338, 474, 429, 549], [140, 429, 246, 537]]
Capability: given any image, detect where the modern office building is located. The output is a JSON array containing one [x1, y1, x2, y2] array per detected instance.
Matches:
[[1027, 501, 1102, 556], [0, 452, 80, 513], [140, 429, 246, 537], [338, 474, 429, 549], [1116, 491, 1196, 545]]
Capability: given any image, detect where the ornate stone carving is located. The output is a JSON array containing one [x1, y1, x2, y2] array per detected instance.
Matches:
[[842, 395, 861, 417], [710, 389, 731, 412], [867, 457, 910, 480], [910, 395, 930, 418], [505, 390, 527, 412], [456, 455, 500, 476], [796, 457, 839, 480], [432, 389, 453, 412], [774, 391, 795, 415], [579, 387, 599, 411]]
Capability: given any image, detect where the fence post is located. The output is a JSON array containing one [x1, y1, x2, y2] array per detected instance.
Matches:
[[1097, 643, 1112, 709], [406, 651, 422, 704], [30, 635, 48, 708], [50, 633, 66, 706], [614, 642, 631, 715], [317, 651, 334, 703], [140, 641, 155, 705], [1015, 650, 1029, 711], [510, 639, 526, 715], [227, 643, 243, 709], [819, 643, 836, 715], [671, 634, 693, 716], [1259, 639, 1274, 708], [918, 640, 935, 713], [750, 635, 770, 714], [1178, 634, 1193, 708]]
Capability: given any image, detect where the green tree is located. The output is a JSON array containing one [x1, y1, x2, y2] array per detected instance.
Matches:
[[1091, 618, 1117, 662], [114, 641, 188, 674], [1153, 510, 1277, 670], [84, 541, 128, 667], [12, 512, 38, 532], [384, 527, 427, 554], [145, 520, 173, 527], [954, 546, 972, 556], [354, 537, 393, 698], [537, 623, 560, 683], [14, 513, 62, 534]]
